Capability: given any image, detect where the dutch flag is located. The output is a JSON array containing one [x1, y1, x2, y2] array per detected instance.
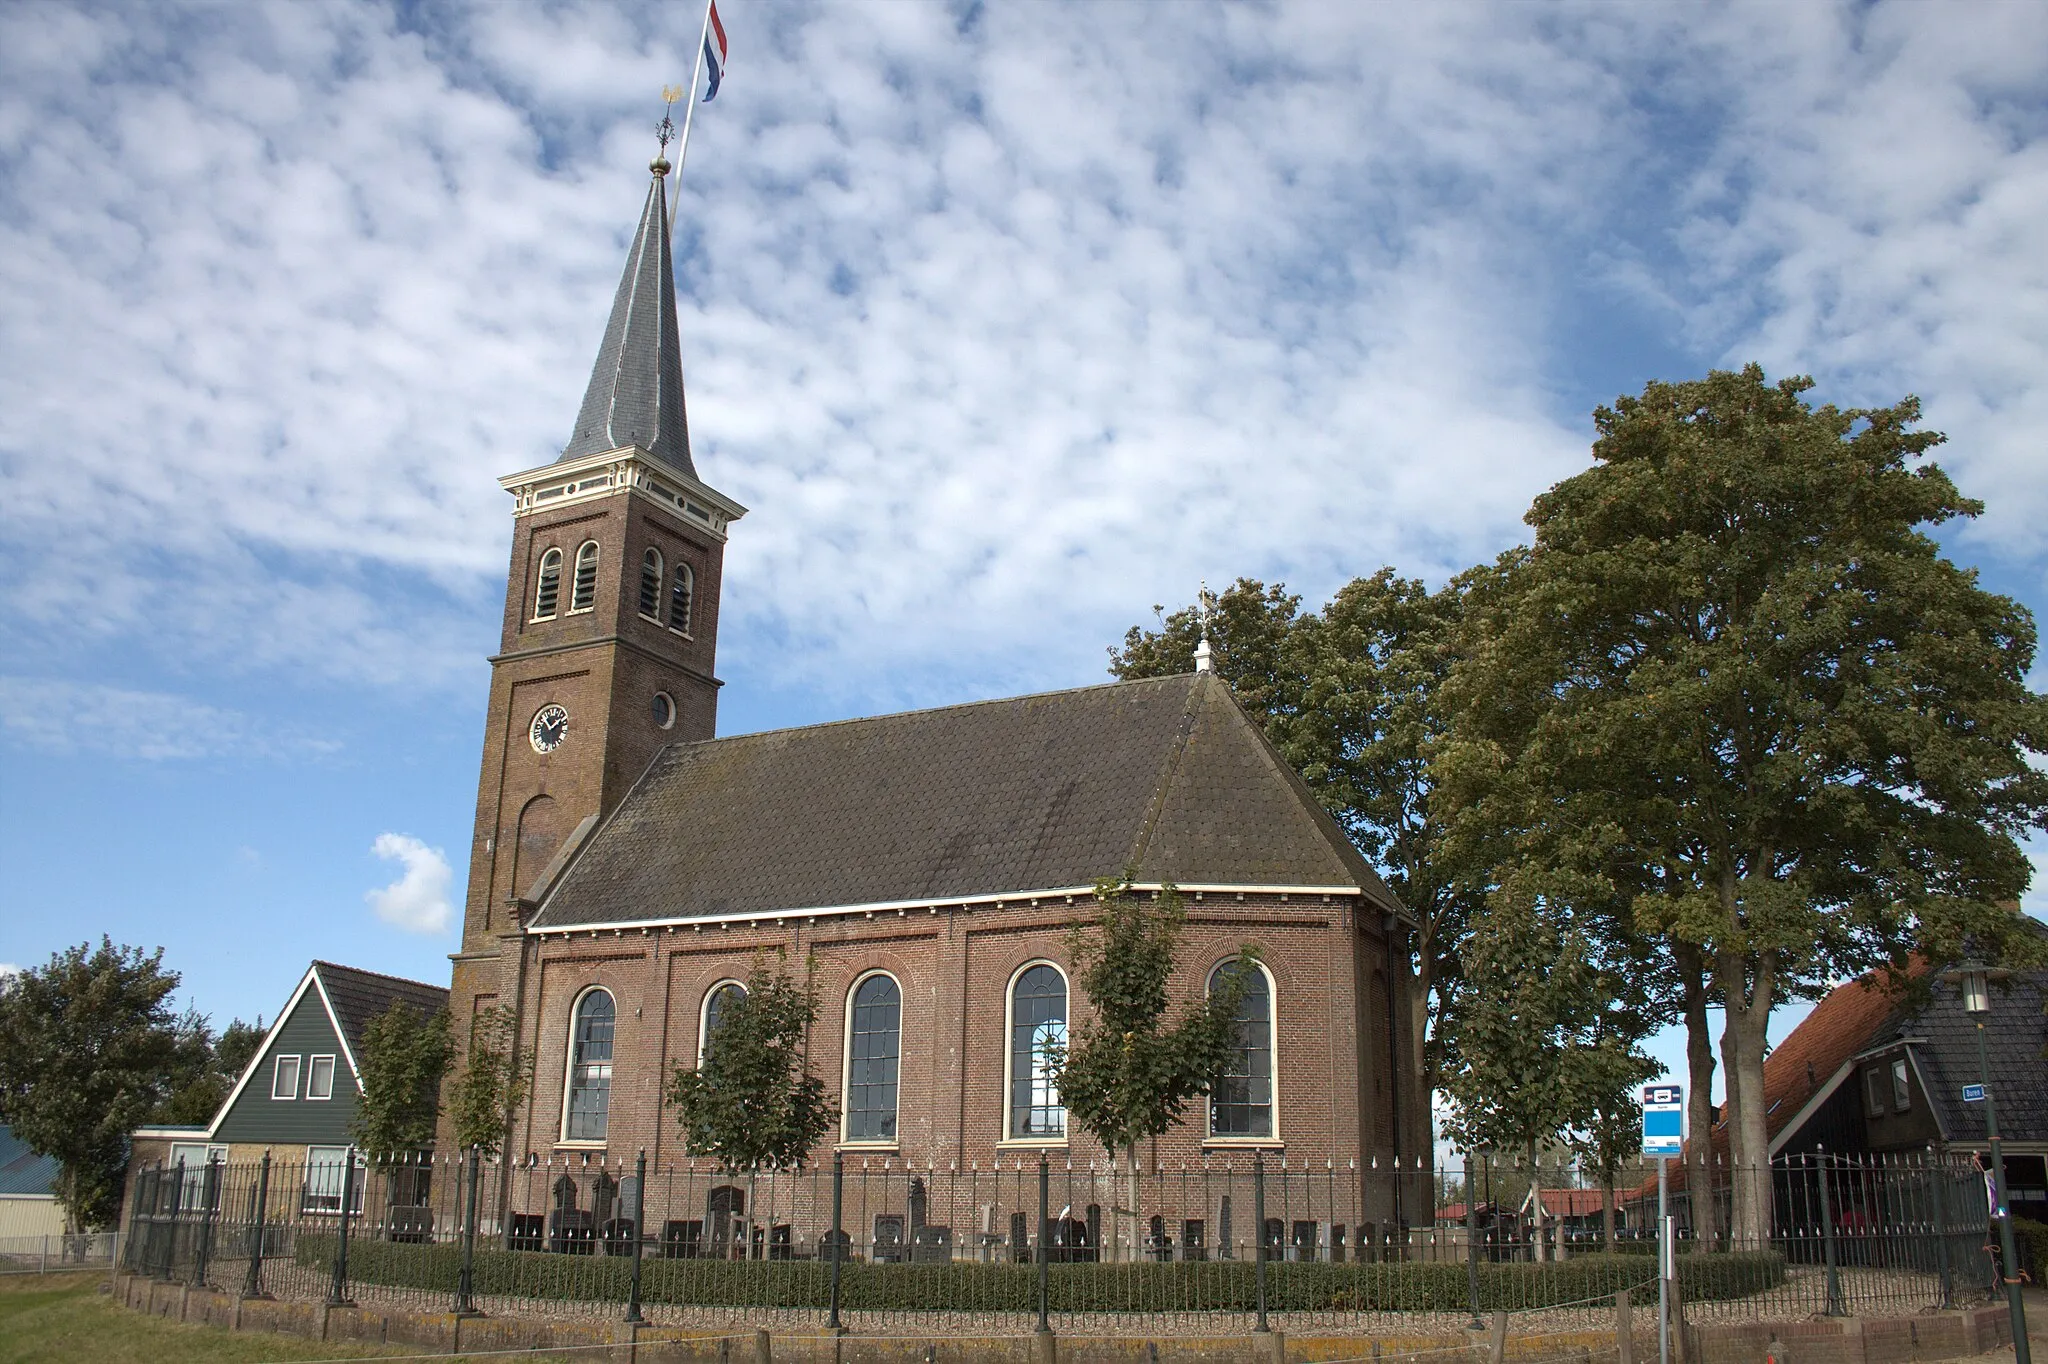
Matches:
[[701, 0, 728, 101]]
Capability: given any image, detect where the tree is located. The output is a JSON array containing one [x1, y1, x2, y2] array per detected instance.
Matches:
[[669, 951, 836, 1172], [155, 1012, 265, 1128], [352, 1002, 452, 1159], [449, 1006, 530, 1156], [0, 939, 192, 1229], [1111, 572, 1479, 1180], [1053, 877, 1257, 1259], [1439, 366, 2048, 1248]]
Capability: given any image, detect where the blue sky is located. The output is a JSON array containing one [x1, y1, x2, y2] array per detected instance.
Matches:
[[2, 1, 2044, 1105]]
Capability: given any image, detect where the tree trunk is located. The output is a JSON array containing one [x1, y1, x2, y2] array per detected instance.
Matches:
[[1715, 948, 1776, 1252], [1528, 1144, 1546, 1263], [1401, 933, 1439, 1224], [1603, 1169, 1617, 1252], [1676, 941, 1720, 1250]]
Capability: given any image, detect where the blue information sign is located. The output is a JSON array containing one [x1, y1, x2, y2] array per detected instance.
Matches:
[[1643, 1084, 1683, 1157]]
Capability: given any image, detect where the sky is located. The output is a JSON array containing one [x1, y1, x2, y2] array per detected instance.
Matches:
[[2, 1, 2045, 1108]]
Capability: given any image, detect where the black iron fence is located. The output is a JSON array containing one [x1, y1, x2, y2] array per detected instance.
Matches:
[[120, 1147, 1994, 1333]]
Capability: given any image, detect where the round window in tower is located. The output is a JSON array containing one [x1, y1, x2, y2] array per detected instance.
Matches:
[[652, 692, 676, 729]]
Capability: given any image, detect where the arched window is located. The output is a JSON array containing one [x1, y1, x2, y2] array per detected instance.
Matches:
[[844, 973, 901, 1143], [638, 548, 663, 619], [570, 541, 599, 612], [1208, 961, 1274, 1139], [534, 547, 563, 620], [700, 980, 746, 1064], [564, 989, 615, 1142], [670, 562, 695, 635], [1008, 964, 1067, 1139]]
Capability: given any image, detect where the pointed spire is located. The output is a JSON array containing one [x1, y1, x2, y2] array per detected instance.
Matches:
[[560, 152, 694, 475], [1193, 580, 1215, 674]]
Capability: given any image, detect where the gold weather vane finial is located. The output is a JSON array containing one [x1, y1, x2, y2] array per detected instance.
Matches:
[[653, 86, 683, 175]]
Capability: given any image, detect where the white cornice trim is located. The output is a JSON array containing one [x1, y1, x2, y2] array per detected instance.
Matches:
[[527, 881, 1363, 939], [500, 448, 747, 537], [309, 968, 366, 1092]]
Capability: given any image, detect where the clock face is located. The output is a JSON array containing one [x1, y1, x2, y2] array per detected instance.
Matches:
[[529, 703, 569, 754]]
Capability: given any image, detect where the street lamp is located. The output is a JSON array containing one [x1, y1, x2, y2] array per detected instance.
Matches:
[[1940, 956, 2028, 1364]]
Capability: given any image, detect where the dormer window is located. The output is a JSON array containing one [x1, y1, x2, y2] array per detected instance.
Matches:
[[670, 563, 695, 636], [639, 548, 664, 620], [570, 541, 599, 613], [533, 547, 563, 620]]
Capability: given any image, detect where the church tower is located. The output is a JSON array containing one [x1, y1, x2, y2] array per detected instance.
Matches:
[[451, 150, 745, 988]]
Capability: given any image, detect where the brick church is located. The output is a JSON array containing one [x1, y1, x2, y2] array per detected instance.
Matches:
[[446, 149, 1420, 1223]]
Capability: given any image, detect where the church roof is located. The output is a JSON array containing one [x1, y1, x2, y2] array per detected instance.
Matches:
[[560, 165, 694, 475], [530, 672, 1402, 929]]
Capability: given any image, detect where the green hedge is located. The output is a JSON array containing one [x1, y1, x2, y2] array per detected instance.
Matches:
[[2016, 1218, 2047, 1279], [297, 1238, 1782, 1313]]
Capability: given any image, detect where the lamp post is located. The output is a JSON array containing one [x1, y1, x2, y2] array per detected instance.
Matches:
[[1942, 956, 2028, 1364]]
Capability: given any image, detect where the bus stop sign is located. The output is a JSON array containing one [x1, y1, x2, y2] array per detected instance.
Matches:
[[1643, 1084, 1684, 1158]]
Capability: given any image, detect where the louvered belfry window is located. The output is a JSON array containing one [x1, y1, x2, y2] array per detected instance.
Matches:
[[639, 548, 663, 618], [570, 541, 599, 612], [670, 563, 695, 635], [565, 989, 615, 1142], [534, 547, 563, 619]]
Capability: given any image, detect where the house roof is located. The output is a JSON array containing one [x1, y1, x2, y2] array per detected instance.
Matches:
[[532, 672, 1403, 930], [311, 962, 451, 1071], [1758, 967, 1920, 1152], [0, 1125, 58, 1198], [1520, 1188, 1613, 1218], [560, 163, 692, 474], [1867, 969, 2048, 1145]]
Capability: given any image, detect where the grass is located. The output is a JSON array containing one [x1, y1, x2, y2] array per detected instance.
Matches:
[[0, 1272, 596, 1364]]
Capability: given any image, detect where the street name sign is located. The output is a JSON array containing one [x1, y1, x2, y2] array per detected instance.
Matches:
[[1962, 1083, 1986, 1103]]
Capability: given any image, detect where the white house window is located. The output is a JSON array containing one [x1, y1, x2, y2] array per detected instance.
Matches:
[[700, 981, 746, 1064], [272, 1054, 301, 1100], [534, 547, 563, 619], [1891, 1057, 1911, 1112], [1208, 961, 1275, 1139], [844, 974, 901, 1143], [670, 563, 695, 635], [570, 541, 600, 612], [564, 989, 615, 1142], [303, 1146, 365, 1214], [1009, 964, 1066, 1139], [166, 1143, 228, 1211], [307, 1055, 337, 1101], [639, 547, 664, 619]]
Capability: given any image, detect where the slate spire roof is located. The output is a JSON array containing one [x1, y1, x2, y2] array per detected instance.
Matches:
[[530, 672, 1405, 930], [560, 160, 694, 475]]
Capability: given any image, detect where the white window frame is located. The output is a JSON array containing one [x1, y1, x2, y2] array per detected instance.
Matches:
[[559, 985, 616, 1146], [272, 1054, 302, 1100], [568, 540, 600, 614], [302, 1145, 365, 1215], [532, 546, 563, 621], [1204, 957, 1281, 1146], [1890, 1057, 1911, 1112], [1000, 960, 1069, 1147], [306, 1054, 337, 1101], [638, 546, 665, 623], [698, 979, 747, 1065], [166, 1143, 229, 1211], [840, 970, 903, 1148]]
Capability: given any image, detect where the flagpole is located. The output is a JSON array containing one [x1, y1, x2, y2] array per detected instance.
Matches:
[[669, 0, 716, 242]]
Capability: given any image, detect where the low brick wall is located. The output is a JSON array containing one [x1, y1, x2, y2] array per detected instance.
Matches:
[[107, 1272, 2013, 1364]]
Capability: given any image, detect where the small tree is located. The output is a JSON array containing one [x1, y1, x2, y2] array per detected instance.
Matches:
[[352, 1002, 452, 1160], [1054, 877, 1257, 1258], [0, 939, 191, 1229], [669, 951, 836, 1172], [449, 1006, 530, 1156]]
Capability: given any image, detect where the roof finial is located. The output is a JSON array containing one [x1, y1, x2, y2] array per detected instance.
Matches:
[[652, 86, 682, 177], [1194, 580, 1215, 675]]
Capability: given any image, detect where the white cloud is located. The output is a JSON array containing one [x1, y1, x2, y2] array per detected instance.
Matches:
[[365, 833, 453, 935], [0, 677, 339, 761]]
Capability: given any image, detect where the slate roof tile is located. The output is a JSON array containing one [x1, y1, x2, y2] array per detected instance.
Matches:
[[313, 962, 450, 1064]]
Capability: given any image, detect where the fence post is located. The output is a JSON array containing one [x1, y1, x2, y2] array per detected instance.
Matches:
[[327, 1148, 356, 1307], [160, 1162, 184, 1281], [1814, 1149, 1843, 1317], [625, 1150, 647, 1324], [1466, 1163, 1483, 1329], [1036, 1152, 1051, 1335], [455, 1146, 482, 1315], [828, 1152, 845, 1331], [1253, 1151, 1271, 1334], [244, 1152, 271, 1299], [1616, 1287, 1634, 1364], [191, 1156, 221, 1287], [1928, 1146, 1953, 1309]]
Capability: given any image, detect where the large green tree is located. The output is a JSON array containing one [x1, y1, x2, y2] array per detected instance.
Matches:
[[0, 940, 195, 1229], [1111, 572, 1479, 1174], [1439, 366, 2048, 1248], [668, 952, 836, 1172]]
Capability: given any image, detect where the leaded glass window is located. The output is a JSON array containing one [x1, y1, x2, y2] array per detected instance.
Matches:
[[1209, 962, 1273, 1138], [701, 981, 745, 1063], [1009, 965, 1066, 1139], [565, 989, 614, 1141], [845, 974, 901, 1142]]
